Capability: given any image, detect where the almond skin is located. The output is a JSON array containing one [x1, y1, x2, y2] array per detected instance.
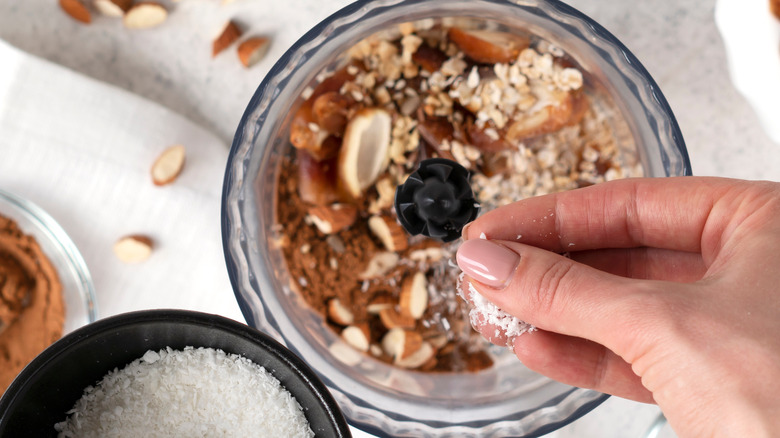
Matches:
[[60, 0, 92, 24], [448, 27, 530, 64], [237, 36, 271, 68], [213, 21, 242, 57]]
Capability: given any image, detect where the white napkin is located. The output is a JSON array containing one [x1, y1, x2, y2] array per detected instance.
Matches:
[[0, 39, 244, 322]]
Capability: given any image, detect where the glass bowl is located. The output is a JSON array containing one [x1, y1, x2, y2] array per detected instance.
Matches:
[[222, 0, 692, 436], [0, 190, 97, 336], [0, 310, 351, 436]]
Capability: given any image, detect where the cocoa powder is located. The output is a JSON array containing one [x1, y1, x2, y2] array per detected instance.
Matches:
[[0, 214, 65, 393]]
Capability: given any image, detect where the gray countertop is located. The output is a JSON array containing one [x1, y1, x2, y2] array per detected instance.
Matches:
[[2, 0, 776, 436]]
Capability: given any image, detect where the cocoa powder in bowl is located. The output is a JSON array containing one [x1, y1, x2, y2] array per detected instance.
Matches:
[[0, 214, 64, 393]]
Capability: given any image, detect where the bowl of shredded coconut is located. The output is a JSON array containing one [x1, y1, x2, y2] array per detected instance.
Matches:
[[0, 309, 351, 437]]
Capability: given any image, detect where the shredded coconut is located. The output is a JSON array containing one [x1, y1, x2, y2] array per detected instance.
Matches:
[[459, 273, 535, 341], [54, 347, 314, 438]]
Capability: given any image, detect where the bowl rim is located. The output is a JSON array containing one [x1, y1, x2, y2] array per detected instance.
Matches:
[[0, 309, 352, 436], [222, 0, 691, 435], [0, 189, 98, 326]]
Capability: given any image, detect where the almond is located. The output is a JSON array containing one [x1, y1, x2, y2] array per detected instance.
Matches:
[[448, 27, 530, 64], [93, 0, 131, 16], [151, 144, 186, 186], [368, 215, 408, 252], [411, 43, 448, 72], [237, 36, 271, 68], [341, 324, 370, 352], [399, 272, 428, 319], [296, 151, 339, 206], [396, 341, 435, 369], [366, 293, 394, 314], [123, 2, 167, 29], [504, 91, 588, 142], [381, 328, 423, 360], [358, 251, 399, 280], [338, 108, 392, 199], [327, 298, 354, 326], [113, 235, 153, 263], [60, 0, 91, 24], [306, 203, 357, 234], [290, 102, 337, 161], [466, 119, 512, 152], [378, 307, 415, 330], [312, 91, 351, 135], [213, 20, 242, 57]]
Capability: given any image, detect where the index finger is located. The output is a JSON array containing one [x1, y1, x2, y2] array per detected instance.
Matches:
[[464, 176, 737, 254]]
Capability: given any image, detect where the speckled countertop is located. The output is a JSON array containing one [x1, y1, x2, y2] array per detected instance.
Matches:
[[1, 0, 777, 436]]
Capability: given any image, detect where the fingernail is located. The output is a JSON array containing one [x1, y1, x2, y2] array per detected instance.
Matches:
[[456, 239, 520, 288], [461, 223, 472, 239]]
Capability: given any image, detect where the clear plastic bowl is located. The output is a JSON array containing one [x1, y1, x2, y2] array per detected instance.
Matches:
[[222, 1, 691, 436], [0, 190, 97, 335]]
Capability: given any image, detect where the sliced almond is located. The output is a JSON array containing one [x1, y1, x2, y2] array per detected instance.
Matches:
[[381, 328, 423, 360], [399, 272, 428, 319], [368, 215, 408, 252], [213, 20, 242, 57], [358, 251, 399, 280], [448, 27, 530, 64], [60, 0, 91, 24], [396, 341, 435, 369], [306, 203, 357, 234], [378, 307, 415, 330], [338, 108, 392, 199], [327, 298, 354, 326], [93, 0, 132, 16], [151, 144, 186, 186], [123, 2, 167, 29], [237, 36, 271, 68], [341, 324, 370, 352], [366, 293, 394, 314], [113, 235, 153, 263]]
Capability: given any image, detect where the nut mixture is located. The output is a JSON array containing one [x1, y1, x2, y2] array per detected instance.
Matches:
[[275, 20, 642, 372]]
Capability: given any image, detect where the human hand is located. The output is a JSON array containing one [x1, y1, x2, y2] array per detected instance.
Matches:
[[456, 177, 780, 437]]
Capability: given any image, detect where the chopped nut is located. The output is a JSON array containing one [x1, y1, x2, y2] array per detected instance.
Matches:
[[399, 272, 428, 319], [342, 324, 370, 352], [327, 298, 354, 326], [368, 215, 408, 252], [213, 20, 242, 57], [307, 204, 358, 234], [123, 2, 167, 29], [358, 251, 399, 280]]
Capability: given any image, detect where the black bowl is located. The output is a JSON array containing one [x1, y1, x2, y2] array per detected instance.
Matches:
[[0, 309, 351, 437]]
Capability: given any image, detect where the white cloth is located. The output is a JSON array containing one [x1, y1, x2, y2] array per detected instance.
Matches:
[[0, 39, 244, 322]]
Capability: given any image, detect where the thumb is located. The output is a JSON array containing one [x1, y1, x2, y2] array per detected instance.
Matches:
[[456, 238, 660, 354]]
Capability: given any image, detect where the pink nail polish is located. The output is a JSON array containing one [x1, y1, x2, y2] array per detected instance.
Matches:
[[456, 239, 520, 288]]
